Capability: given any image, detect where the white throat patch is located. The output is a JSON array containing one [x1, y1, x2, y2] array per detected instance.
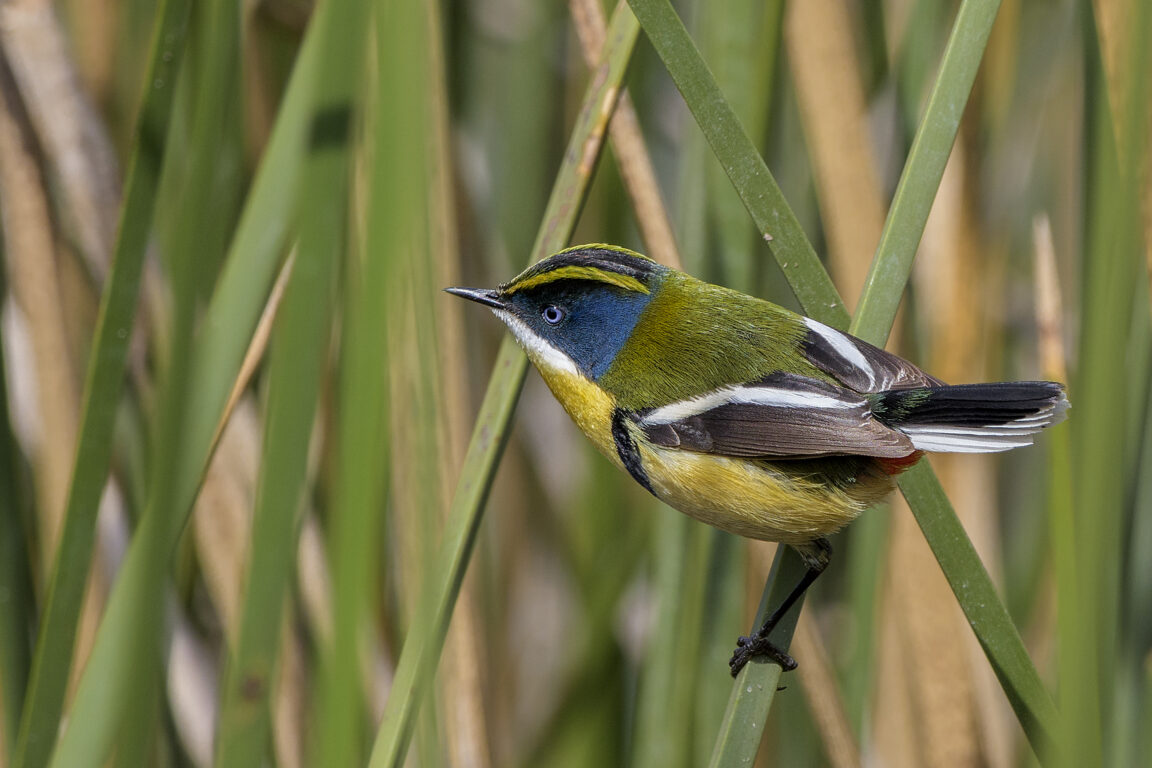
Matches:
[[493, 309, 582, 377]]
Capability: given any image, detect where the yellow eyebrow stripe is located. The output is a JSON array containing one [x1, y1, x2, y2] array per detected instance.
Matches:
[[505, 265, 650, 295]]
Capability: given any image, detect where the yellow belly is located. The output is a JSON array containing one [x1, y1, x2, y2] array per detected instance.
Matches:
[[535, 365, 895, 545], [635, 443, 892, 544]]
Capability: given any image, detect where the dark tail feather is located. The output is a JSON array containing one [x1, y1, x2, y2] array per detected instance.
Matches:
[[871, 382, 1068, 453]]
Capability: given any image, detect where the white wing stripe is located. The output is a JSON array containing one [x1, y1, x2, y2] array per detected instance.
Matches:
[[643, 385, 860, 425], [804, 318, 875, 389]]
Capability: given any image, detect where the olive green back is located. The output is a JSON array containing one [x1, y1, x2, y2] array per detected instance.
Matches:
[[600, 271, 834, 409]]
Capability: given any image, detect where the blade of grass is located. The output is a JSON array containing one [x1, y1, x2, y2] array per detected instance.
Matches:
[[839, 505, 888, 736], [702, 0, 783, 293], [693, 531, 747, 765], [365, 4, 641, 765], [516, 456, 641, 767], [309, 0, 418, 762], [1046, 418, 1082, 768], [0, 287, 33, 763], [894, 463, 1055, 746], [1078, 2, 1151, 762], [211, 171, 332, 758], [94, 6, 213, 758], [214, 0, 367, 762], [10, 0, 190, 764], [626, 0, 849, 327], [154, 0, 245, 300], [786, 0, 886, 309], [858, 1, 888, 93], [1035, 214, 1086, 765], [707, 552, 806, 767], [793, 612, 862, 768], [634, 510, 706, 768], [1123, 375, 1152, 765], [851, 0, 1003, 346], [50, 0, 241, 757], [368, 337, 520, 768], [0, 45, 81, 563], [627, 0, 1057, 759], [424, 0, 490, 761], [44, 4, 340, 764], [894, 0, 949, 133], [569, 0, 680, 269]]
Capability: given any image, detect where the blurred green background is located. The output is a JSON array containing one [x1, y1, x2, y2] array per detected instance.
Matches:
[[0, 0, 1149, 766]]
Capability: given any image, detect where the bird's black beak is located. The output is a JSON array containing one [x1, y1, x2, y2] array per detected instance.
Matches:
[[445, 286, 505, 309]]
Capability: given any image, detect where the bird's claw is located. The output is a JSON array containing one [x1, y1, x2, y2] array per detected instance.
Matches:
[[728, 634, 797, 677]]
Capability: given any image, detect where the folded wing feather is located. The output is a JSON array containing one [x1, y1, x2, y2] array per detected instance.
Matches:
[[801, 318, 943, 393], [638, 372, 915, 459]]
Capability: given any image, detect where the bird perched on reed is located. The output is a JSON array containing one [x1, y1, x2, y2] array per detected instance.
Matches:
[[448, 244, 1068, 674]]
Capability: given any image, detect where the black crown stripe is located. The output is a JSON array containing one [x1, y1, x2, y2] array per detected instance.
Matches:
[[502, 246, 658, 290]]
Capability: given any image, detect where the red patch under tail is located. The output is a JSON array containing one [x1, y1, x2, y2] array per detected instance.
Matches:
[[876, 451, 924, 475]]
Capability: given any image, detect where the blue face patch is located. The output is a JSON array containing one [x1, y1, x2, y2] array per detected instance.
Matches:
[[506, 280, 655, 380]]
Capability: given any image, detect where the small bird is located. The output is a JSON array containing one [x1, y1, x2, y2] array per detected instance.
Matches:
[[447, 244, 1068, 675]]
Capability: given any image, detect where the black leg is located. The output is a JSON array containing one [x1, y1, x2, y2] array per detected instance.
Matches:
[[729, 539, 832, 676]]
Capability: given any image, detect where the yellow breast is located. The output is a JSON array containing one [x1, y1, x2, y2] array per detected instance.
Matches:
[[534, 364, 622, 463]]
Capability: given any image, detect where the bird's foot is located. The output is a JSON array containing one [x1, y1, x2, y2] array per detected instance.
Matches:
[[729, 633, 797, 677]]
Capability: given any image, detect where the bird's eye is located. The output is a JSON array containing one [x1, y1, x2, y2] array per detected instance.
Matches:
[[541, 304, 566, 325]]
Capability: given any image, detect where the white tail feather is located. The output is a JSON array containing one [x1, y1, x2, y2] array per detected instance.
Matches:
[[902, 396, 1068, 453], [903, 430, 1035, 452]]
